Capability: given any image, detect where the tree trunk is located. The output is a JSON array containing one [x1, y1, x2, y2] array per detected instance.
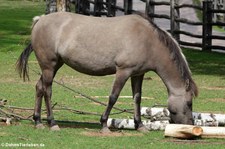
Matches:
[[46, 0, 70, 14]]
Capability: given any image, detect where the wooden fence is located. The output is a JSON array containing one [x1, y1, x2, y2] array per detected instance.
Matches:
[[146, 0, 225, 51], [212, 0, 225, 23], [72, 0, 133, 16], [47, 0, 225, 52]]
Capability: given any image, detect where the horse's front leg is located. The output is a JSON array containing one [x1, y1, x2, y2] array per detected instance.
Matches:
[[131, 75, 149, 132], [33, 76, 45, 129], [100, 70, 130, 133]]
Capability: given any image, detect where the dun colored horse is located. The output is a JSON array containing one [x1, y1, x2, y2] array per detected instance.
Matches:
[[17, 12, 198, 132]]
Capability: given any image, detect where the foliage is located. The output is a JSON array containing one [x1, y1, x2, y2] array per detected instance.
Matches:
[[0, 0, 225, 148]]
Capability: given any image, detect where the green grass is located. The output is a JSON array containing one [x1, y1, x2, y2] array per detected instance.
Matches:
[[0, 0, 225, 148]]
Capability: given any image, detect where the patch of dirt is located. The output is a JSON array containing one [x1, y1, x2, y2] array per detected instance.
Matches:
[[208, 98, 225, 103], [82, 131, 143, 137], [0, 122, 7, 126], [201, 86, 225, 91]]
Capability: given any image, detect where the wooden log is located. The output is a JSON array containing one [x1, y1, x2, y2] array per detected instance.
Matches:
[[201, 126, 225, 138], [193, 112, 225, 126], [143, 120, 169, 130], [141, 108, 225, 126], [107, 118, 169, 130], [0, 117, 12, 125], [164, 124, 203, 139], [107, 118, 135, 129], [0, 99, 7, 107], [141, 107, 170, 121]]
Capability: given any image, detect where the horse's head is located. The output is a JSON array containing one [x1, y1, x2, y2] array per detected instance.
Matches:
[[168, 90, 194, 125]]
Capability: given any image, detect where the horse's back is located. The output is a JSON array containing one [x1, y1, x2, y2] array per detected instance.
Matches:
[[31, 12, 153, 76]]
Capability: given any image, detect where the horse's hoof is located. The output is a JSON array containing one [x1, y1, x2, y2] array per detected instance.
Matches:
[[50, 125, 60, 131], [35, 123, 45, 129], [100, 127, 112, 134], [137, 126, 149, 133]]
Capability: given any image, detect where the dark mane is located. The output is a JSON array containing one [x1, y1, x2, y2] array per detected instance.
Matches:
[[135, 13, 198, 97]]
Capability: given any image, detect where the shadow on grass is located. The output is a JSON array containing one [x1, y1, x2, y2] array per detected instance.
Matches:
[[183, 49, 225, 78]]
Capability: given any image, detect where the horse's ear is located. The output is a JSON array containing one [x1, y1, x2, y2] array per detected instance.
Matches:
[[185, 79, 198, 98]]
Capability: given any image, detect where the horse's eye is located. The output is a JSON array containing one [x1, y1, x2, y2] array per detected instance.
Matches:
[[187, 101, 192, 107]]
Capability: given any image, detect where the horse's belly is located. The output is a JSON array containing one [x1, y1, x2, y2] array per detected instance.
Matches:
[[64, 57, 117, 76]]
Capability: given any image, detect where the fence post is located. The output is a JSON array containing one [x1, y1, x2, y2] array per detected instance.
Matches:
[[202, 0, 213, 51], [75, 0, 90, 15], [107, 0, 117, 17], [145, 0, 155, 21], [94, 0, 104, 16], [124, 0, 133, 15], [170, 0, 180, 41]]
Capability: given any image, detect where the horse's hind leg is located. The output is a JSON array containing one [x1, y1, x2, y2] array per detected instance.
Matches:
[[33, 76, 45, 129], [33, 56, 63, 130], [33, 68, 60, 130], [42, 66, 63, 131], [100, 70, 130, 133], [131, 75, 149, 132]]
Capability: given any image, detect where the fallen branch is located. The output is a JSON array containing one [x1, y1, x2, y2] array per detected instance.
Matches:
[[74, 95, 153, 100], [53, 80, 133, 114], [0, 108, 31, 121], [56, 106, 101, 116], [3, 105, 33, 111]]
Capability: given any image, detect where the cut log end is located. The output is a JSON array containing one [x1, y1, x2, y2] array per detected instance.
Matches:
[[164, 124, 203, 139], [192, 126, 203, 136]]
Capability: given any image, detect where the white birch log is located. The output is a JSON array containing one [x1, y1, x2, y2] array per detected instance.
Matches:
[[0, 117, 12, 125], [141, 107, 170, 121], [107, 118, 169, 130], [201, 126, 225, 138], [141, 107, 225, 126], [143, 120, 169, 130], [193, 112, 225, 126], [164, 124, 203, 139]]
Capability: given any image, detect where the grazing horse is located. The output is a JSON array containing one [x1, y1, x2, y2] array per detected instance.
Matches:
[[17, 12, 198, 132]]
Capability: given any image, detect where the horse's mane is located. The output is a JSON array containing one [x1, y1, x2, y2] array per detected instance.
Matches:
[[135, 13, 198, 97]]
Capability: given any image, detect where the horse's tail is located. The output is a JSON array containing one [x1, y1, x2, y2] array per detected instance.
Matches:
[[31, 15, 44, 29], [16, 15, 44, 81], [16, 43, 33, 81]]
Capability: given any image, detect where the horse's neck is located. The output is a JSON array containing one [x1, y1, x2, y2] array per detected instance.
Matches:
[[155, 58, 186, 97]]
